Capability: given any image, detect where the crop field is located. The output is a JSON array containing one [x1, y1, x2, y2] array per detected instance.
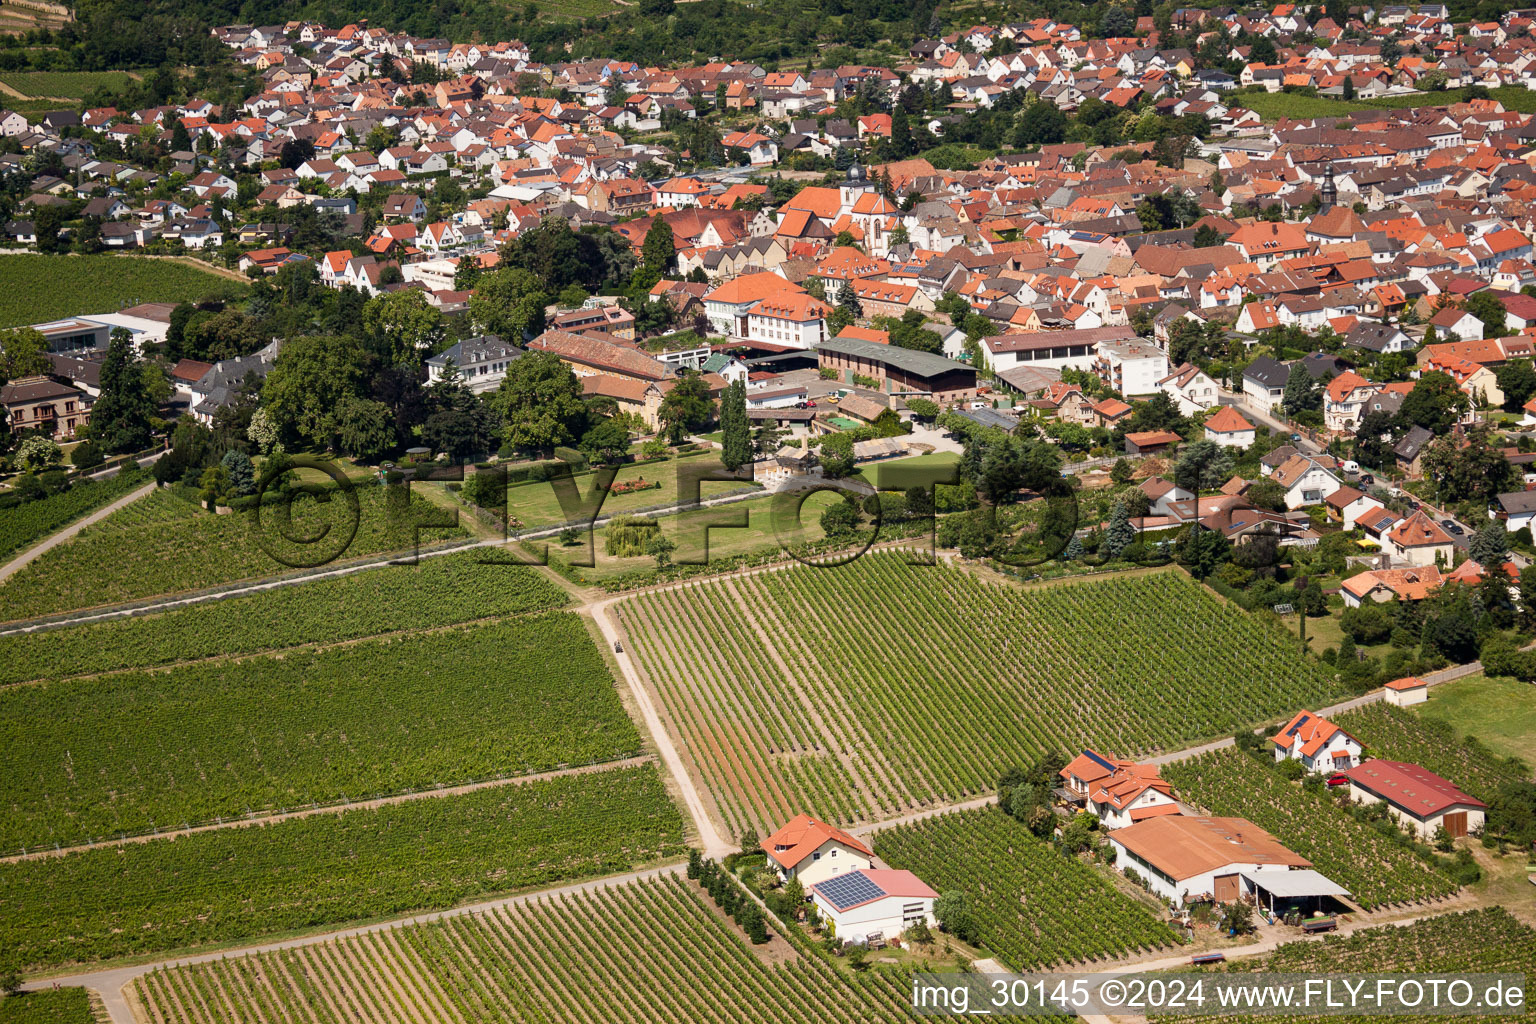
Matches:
[[620, 557, 1346, 841], [1163, 749, 1458, 910], [0, 612, 640, 852], [132, 872, 917, 1024], [0, 484, 470, 621], [1231, 86, 1536, 123], [1158, 909, 1536, 1024], [0, 255, 245, 329], [1, 764, 685, 970], [0, 468, 146, 562], [878, 808, 1176, 968], [0, 70, 135, 98], [0, 988, 94, 1024], [0, 551, 567, 686], [1335, 704, 1528, 801]]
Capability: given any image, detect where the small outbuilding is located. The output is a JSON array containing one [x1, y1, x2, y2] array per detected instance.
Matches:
[[1383, 676, 1428, 707]]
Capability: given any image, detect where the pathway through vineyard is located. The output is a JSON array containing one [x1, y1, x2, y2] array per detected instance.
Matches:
[[10, 542, 1523, 1023]]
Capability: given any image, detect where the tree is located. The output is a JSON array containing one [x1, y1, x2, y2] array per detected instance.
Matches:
[[906, 397, 940, 422], [247, 408, 282, 455], [198, 462, 230, 509], [1469, 519, 1510, 569], [889, 104, 913, 158], [820, 496, 862, 539], [489, 352, 589, 455], [362, 290, 445, 369], [1341, 74, 1356, 100], [1111, 458, 1134, 485], [1102, 499, 1135, 560], [89, 328, 155, 454], [1220, 900, 1254, 935], [170, 116, 191, 152], [1250, 35, 1278, 64], [658, 370, 714, 443], [1176, 524, 1232, 577], [934, 891, 980, 944], [579, 415, 630, 465], [1174, 440, 1234, 493], [1014, 101, 1067, 147], [422, 360, 498, 463], [641, 214, 676, 276], [1100, 5, 1134, 35], [1421, 425, 1513, 503], [645, 531, 677, 568], [719, 379, 752, 470], [1464, 290, 1507, 340], [1193, 224, 1223, 248], [1400, 371, 1470, 434], [1281, 362, 1317, 416], [0, 970, 20, 996], [262, 334, 369, 449], [468, 266, 548, 341], [1496, 359, 1536, 412], [638, 0, 675, 14], [330, 396, 397, 461], [1246, 477, 1288, 513], [221, 449, 255, 496], [71, 438, 104, 470], [0, 326, 52, 379]]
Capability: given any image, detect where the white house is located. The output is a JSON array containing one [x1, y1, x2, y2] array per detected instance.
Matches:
[[1270, 453, 1343, 509], [1109, 815, 1317, 908], [745, 293, 831, 349], [1323, 371, 1380, 433], [1270, 710, 1363, 773], [1344, 760, 1486, 839], [1060, 749, 1181, 831], [1094, 338, 1170, 398], [762, 814, 874, 887], [1383, 676, 1429, 707], [1157, 362, 1222, 415], [1139, 477, 1196, 516], [425, 335, 523, 393], [810, 868, 938, 944], [1386, 511, 1457, 567], [704, 273, 805, 337], [1202, 405, 1256, 448], [1493, 490, 1536, 534], [1324, 485, 1385, 530]]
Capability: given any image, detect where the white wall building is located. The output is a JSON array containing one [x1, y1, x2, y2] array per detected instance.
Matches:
[[762, 814, 874, 887], [1344, 760, 1486, 839], [1270, 710, 1363, 773], [1109, 815, 1315, 908], [810, 869, 938, 944]]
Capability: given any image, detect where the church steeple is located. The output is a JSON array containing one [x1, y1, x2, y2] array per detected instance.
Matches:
[[1320, 162, 1337, 211]]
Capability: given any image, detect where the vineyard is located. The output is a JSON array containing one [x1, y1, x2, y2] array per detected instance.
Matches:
[[0, 989, 94, 1024], [1335, 704, 1528, 801], [1162, 749, 1459, 909], [0, 552, 568, 686], [877, 807, 1177, 968], [1161, 908, 1536, 1024], [0, 484, 470, 621], [0, 612, 639, 853], [131, 872, 917, 1024], [0, 255, 246, 330], [0, 70, 136, 98], [0, 764, 686, 970], [0, 469, 147, 562], [620, 556, 1346, 840]]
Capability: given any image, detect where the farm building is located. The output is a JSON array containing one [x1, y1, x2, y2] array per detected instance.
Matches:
[[1059, 749, 1181, 830], [1124, 430, 1182, 456], [1270, 710, 1363, 772], [1343, 761, 1486, 840], [1108, 815, 1343, 910], [809, 869, 937, 945], [762, 814, 873, 886], [1383, 676, 1428, 707]]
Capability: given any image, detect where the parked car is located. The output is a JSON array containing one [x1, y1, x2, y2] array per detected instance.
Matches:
[[1442, 519, 1464, 535], [1290, 433, 1302, 442], [1326, 773, 1349, 787]]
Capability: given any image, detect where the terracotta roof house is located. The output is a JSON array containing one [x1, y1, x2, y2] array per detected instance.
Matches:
[[1270, 710, 1362, 772], [1107, 815, 1321, 908], [762, 814, 874, 885], [1386, 511, 1456, 567]]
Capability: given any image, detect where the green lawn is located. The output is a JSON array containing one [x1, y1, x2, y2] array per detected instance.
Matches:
[[852, 450, 961, 490], [1233, 86, 1536, 123], [0, 255, 246, 329], [503, 451, 758, 530], [1416, 672, 1536, 767]]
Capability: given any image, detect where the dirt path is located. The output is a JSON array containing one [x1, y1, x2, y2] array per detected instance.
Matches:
[[0, 482, 153, 585], [588, 595, 733, 859], [0, 754, 654, 864]]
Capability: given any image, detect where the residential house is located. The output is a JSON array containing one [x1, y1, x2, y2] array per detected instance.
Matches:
[[1109, 815, 1321, 908], [0, 376, 91, 440], [810, 869, 937, 945], [1060, 749, 1181, 830], [1202, 404, 1255, 448], [1386, 510, 1457, 567], [762, 814, 874, 886], [1271, 710, 1363, 772]]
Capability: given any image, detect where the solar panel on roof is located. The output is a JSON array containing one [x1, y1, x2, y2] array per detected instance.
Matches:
[[1084, 750, 1118, 773], [816, 872, 886, 911], [1287, 713, 1311, 737]]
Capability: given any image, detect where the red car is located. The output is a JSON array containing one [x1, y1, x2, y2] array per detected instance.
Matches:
[[1326, 773, 1350, 787]]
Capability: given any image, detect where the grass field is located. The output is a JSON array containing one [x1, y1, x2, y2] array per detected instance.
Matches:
[[877, 807, 1176, 968], [0, 612, 642, 852], [1163, 748, 1458, 910], [620, 557, 1347, 842], [0, 254, 245, 330], [501, 451, 758, 530], [0, 70, 135, 99], [1, 764, 685, 971], [1232, 85, 1536, 122], [852, 450, 961, 489], [0, 485, 470, 622], [132, 872, 918, 1024], [1157, 908, 1536, 1023], [0, 988, 94, 1024], [1411, 673, 1536, 768]]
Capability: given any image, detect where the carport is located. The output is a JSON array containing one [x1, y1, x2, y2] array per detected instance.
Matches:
[[1241, 869, 1352, 918]]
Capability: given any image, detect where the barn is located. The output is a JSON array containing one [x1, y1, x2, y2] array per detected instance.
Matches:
[[1343, 761, 1486, 840], [810, 868, 938, 945]]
